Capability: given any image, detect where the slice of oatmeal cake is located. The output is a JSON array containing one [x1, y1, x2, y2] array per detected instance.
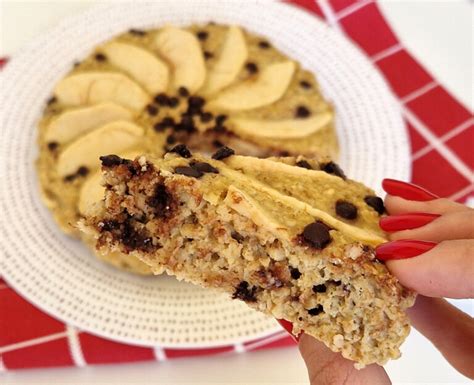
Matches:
[[79, 146, 415, 367]]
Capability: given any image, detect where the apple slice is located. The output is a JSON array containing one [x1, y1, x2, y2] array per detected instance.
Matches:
[[57, 120, 144, 177], [208, 61, 295, 111], [200, 26, 247, 96], [154, 26, 206, 93], [230, 111, 333, 139], [44, 102, 133, 145], [54, 72, 149, 111], [101, 41, 169, 94]]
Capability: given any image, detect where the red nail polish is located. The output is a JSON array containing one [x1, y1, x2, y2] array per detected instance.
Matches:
[[379, 213, 440, 232], [382, 179, 439, 201], [276, 319, 300, 342], [376, 240, 437, 261]]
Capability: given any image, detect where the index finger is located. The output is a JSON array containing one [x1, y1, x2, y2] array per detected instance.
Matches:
[[385, 195, 469, 216]]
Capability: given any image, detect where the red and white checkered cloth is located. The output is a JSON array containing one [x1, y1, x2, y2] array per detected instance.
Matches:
[[1, 0, 472, 370]]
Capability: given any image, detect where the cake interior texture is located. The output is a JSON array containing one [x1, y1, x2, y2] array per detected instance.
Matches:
[[80, 150, 415, 367]]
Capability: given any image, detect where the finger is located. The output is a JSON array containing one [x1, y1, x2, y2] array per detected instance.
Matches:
[[384, 210, 474, 242], [408, 296, 474, 379], [385, 195, 469, 216], [298, 334, 391, 385], [381, 240, 474, 298]]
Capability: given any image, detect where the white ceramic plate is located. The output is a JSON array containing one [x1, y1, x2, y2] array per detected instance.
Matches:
[[0, 0, 409, 348]]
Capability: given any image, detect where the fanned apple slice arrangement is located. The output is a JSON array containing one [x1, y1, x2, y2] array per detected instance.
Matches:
[[37, 23, 337, 274]]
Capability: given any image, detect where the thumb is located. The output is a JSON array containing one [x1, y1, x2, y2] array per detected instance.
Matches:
[[298, 334, 391, 385]]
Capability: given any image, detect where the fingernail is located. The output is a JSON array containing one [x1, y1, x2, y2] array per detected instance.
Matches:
[[376, 240, 437, 261], [276, 319, 300, 342], [382, 179, 439, 201], [379, 213, 440, 232]]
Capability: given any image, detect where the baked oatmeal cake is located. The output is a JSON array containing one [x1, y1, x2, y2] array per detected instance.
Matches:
[[79, 148, 415, 366], [37, 23, 337, 273]]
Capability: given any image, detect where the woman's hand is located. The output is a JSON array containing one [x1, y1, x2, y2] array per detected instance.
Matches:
[[298, 179, 474, 384], [376, 179, 474, 378]]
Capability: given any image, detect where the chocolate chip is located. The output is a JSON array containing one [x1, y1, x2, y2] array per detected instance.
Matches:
[[335, 200, 358, 220], [321, 161, 346, 179], [120, 219, 154, 252], [211, 125, 227, 133], [94, 53, 107, 61], [169, 144, 191, 158], [329, 280, 342, 286], [168, 97, 179, 108], [176, 114, 195, 133], [129, 28, 146, 36], [301, 221, 331, 249], [181, 112, 193, 122], [312, 284, 327, 293], [175, 166, 203, 178], [191, 162, 218, 174], [300, 80, 312, 89], [100, 154, 124, 167], [212, 140, 224, 148], [296, 160, 312, 170], [232, 281, 257, 302], [166, 134, 176, 145], [154, 117, 175, 132], [77, 166, 89, 176], [46, 96, 57, 106], [146, 104, 158, 116], [147, 183, 172, 217], [185, 107, 199, 117], [258, 41, 271, 49], [197, 30, 208, 41], [178, 87, 189, 97], [162, 117, 175, 128], [245, 62, 258, 74], [188, 96, 205, 110], [231, 231, 244, 243], [47, 141, 59, 151], [126, 159, 142, 176], [204, 51, 214, 60], [215, 114, 228, 126], [154, 93, 169, 106], [290, 267, 301, 280], [64, 174, 76, 182], [212, 146, 235, 160], [364, 196, 385, 214], [200, 112, 213, 122], [153, 122, 165, 132], [73, 61, 80, 68], [279, 151, 290, 157], [157, 116, 176, 132], [295, 105, 311, 118], [308, 305, 324, 316]]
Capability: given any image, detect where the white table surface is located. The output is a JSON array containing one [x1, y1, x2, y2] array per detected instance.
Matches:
[[0, 1, 472, 384]]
